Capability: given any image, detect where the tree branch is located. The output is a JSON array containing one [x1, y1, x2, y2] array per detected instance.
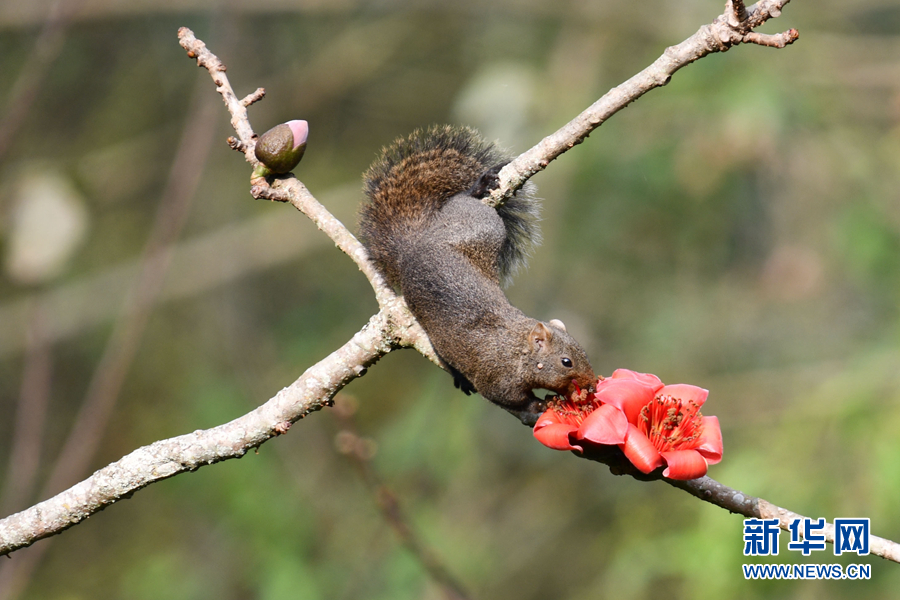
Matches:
[[487, 0, 797, 207], [0, 77, 222, 599], [179, 27, 396, 308], [579, 445, 900, 563], [0, 1, 811, 559], [178, 27, 257, 154], [251, 177, 396, 308], [670, 477, 900, 563], [0, 310, 398, 556]]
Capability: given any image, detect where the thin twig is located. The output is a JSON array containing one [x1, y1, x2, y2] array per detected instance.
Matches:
[[333, 397, 472, 600], [728, 0, 749, 25], [178, 27, 397, 308], [579, 446, 900, 563], [669, 477, 900, 563], [0, 0, 86, 167], [744, 30, 800, 48], [178, 27, 257, 156]]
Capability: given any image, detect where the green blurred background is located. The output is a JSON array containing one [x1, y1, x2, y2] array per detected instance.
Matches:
[[0, 0, 898, 598]]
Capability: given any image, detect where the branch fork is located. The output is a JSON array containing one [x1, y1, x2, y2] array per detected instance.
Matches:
[[715, 0, 799, 50]]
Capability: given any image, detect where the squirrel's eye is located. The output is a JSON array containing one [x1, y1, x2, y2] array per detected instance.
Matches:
[[561, 357, 573, 368]]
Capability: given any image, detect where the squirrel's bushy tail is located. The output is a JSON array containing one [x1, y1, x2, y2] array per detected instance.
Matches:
[[359, 125, 540, 287]]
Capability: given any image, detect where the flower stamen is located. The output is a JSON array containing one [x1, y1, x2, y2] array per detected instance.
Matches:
[[638, 394, 705, 453], [547, 396, 601, 428]]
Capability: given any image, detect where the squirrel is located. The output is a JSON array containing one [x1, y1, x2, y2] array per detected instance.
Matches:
[[359, 125, 596, 425]]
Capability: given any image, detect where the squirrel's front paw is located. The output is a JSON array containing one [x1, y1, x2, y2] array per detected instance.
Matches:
[[508, 399, 547, 427]]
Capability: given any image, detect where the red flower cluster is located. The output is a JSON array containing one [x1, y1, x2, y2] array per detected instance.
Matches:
[[533, 369, 723, 480]]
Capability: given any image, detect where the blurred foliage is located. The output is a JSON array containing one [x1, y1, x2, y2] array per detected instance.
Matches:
[[0, 0, 899, 599]]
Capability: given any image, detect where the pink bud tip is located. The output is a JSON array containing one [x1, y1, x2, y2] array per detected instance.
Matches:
[[286, 120, 309, 150]]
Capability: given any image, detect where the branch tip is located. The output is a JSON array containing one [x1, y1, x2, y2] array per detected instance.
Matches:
[[250, 181, 291, 203], [744, 29, 799, 48], [727, 0, 748, 27], [241, 88, 266, 107], [227, 136, 247, 153]]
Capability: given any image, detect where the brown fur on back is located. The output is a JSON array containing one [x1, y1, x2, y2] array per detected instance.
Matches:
[[360, 126, 506, 287]]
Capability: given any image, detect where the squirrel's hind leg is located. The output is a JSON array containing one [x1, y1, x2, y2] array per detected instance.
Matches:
[[466, 163, 507, 199]]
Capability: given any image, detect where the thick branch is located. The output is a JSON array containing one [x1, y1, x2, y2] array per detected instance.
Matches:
[[487, 0, 796, 207], [0, 311, 397, 556]]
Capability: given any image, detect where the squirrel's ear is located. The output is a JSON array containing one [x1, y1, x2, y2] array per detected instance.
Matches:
[[548, 319, 567, 332], [529, 322, 553, 351]]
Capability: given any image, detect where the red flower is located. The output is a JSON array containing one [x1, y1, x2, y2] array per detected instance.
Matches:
[[533, 369, 723, 480], [532, 395, 628, 453]]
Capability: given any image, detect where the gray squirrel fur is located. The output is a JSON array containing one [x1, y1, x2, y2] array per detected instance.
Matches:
[[359, 125, 596, 425]]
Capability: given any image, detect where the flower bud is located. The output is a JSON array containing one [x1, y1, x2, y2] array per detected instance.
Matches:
[[253, 120, 308, 175]]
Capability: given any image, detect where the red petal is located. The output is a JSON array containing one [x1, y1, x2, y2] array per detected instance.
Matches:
[[696, 416, 723, 464], [534, 409, 564, 429], [577, 404, 628, 445], [611, 369, 664, 391], [660, 450, 708, 480], [620, 423, 665, 474], [593, 379, 656, 424], [533, 422, 582, 452], [658, 383, 708, 409]]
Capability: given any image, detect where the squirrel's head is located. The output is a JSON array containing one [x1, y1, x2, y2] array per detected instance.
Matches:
[[527, 320, 596, 396]]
